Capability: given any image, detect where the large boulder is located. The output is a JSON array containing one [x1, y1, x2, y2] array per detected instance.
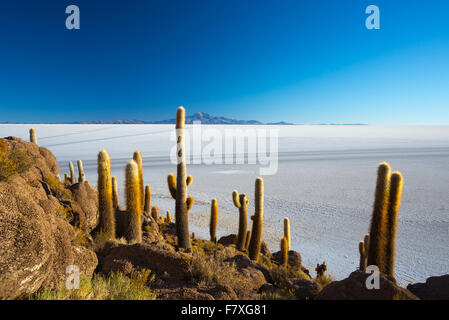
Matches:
[[218, 234, 237, 246], [69, 182, 99, 233], [316, 270, 419, 300], [224, 254, 270, 293], [407, 274, 449, 300], [100, 241, 192, 281], [272, 250, 302, 270], [0, 137, 98, 299], [281, 278, 322, 300]]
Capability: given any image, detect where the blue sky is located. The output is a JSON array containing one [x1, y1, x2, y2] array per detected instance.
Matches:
[[0, 0, 448, 124]]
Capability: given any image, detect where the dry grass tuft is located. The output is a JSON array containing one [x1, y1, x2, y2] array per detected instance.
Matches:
[[0, 143, 35, 181]]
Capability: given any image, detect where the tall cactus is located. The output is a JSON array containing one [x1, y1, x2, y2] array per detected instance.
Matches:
[[144, 184, 151, 215], [69, 161, 76, 184], [232, 190, 249, 251], [367, 162, 391, 271], [167, 106, 193, 250], [284, 217, 291, 251], [29, 128, 38, 145], [210, 198, 218, 243], [385, 171, 403, 278], [112, 176, 119, 210], [77, 160, 86, 183], [359, 241, 366, 271], [133, 151, 145, 211], [97, 149, 115, 239], [281, 236, 288, 268], [248, 177, 264, 261], [125, 160, 142, 243]]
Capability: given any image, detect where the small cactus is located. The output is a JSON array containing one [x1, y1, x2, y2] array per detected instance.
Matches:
[[63, 173, 70, 184], [248, 177, 264, 261], [192, 232, 196, 240], [159, 216, 164, 224], [133, 151, 145, 211], [77, 160, 85, 183], [232, 190, 249, 251], [367, 162, 391, 271], [144, 184, 151, 215], [359, 241, 366, 271], [385, 171, 403, 278], [151, 206, 159, 221], [210, 198, 218, 243], [281, 236, 288, 268], [124, 160, 142, 243], [112, 176, 119, 210], [97, 149, 115, 239], [166, 211, 172, 223], [69, 161, 76, 184], [29, 128, 38, 145], [284, 217, 291, 251], [316, 262, 327, 278]]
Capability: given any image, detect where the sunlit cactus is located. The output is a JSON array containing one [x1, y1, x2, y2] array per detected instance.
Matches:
[[159, 216, 164, 224], [29, 128, 38, 145], [210, 198, 218, 243], [112, 176, 119, 210], [281, 236, 288, 268], [97, 149, 115, 239], [133, 150, 144, 211], [144, 184, 151, 215], [233, 190, 249, 251], [245, 230, 251, 251], [284, 217, 291, 251], [151, 206, 159, 221], [64, 173, 70, 184], [77, 160, 85, 183], [359, 241, 366, 271], [367, 162, 391, 271], [248, 177, 264, 261], [125, 160, 142, 243], [69, 161, 76, 184], [385, 171, 403, 278], [166, 211, 172, 223], [166, 107, 194, 250]]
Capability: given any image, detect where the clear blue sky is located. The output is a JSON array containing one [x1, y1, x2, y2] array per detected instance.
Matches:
[[0, 0, 448, 124]]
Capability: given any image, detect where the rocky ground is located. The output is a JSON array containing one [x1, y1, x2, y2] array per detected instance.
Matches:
[[0, 137, 447, 300]]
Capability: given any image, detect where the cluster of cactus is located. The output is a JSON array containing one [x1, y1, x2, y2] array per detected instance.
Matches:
[[232, 190, 249, 251], [367, 162, 403, 278], [167, 106, 194, 250], [315, 262, 327, 278], [65, 160, 86, 185]]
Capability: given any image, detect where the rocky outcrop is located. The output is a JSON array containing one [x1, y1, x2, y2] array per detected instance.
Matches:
[[156, 284, 238, 300], [316, 270, 419, 300], [218, 234, 237, 246], [100, 241, 191, 281], [272, 250, 302, 270], [224, 254, 270, 289], [69, 182, 99, 233], [0, 137, 98, 299], [407, 274, 449, 300], [281, 278, 322, 300]]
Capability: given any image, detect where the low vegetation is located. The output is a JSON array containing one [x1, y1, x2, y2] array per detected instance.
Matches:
[[0, 139, 34, 181]]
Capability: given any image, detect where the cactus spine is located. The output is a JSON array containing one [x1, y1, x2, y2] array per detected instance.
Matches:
[[167, 106, 193, 250], [233, 190, 249, 251], [29, 128, 38, 145], [112, 176, 119, 210], [281, 236, 288, 268], [367, 162, 391, 271], [151, 206, 159, 221], [69, 161, 76, 184], [133, 151, 145, 211], [77, 160, 85, 183], [210, 198, 218, 243], [385, 171, 403, 278], [144, 185, 151, 215], [125, 160, 142, 243], [248, 177, 264, 261], [284, 217, 291, 251], [359, 241, 366, 271], [97, 149, 115, 239]]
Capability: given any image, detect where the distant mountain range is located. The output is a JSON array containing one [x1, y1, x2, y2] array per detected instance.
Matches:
[[53, 112, 296, 125], [0, 112, 367, 125]]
